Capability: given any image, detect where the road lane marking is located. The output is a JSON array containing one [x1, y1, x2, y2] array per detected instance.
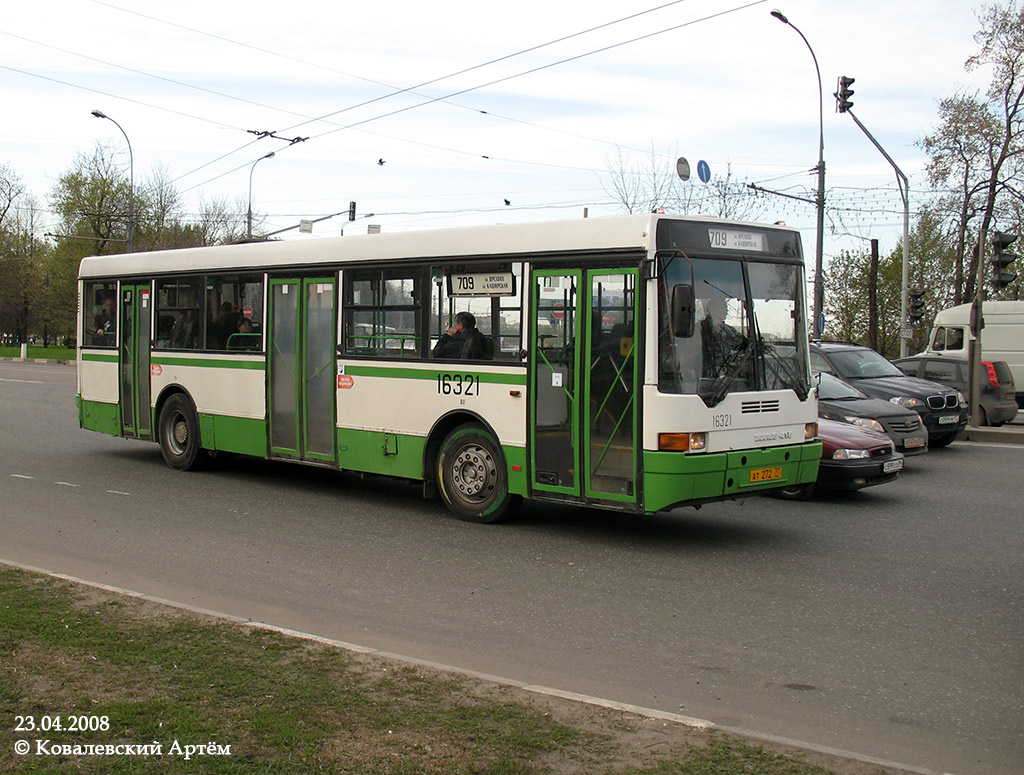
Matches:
[[106, 490, 131, 496], [0, 378, 46, 384], [11, 474, 35, 479], [55, 481, 79, 487]]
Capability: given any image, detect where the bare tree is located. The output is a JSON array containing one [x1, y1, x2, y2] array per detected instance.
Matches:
[[603, 146, 769, 223]]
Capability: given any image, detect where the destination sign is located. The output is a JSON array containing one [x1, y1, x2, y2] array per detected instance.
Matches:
[[448, 272, 516, 297], [707, 228, 766, 252]]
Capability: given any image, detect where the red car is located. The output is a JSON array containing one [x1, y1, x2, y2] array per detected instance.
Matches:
[[776, 418, 904, 500]]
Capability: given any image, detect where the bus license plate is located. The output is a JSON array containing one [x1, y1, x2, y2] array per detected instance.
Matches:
[[883, 458, 904, 474], [749, 466, 783, 483]]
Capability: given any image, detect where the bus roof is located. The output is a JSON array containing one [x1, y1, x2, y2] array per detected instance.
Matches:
[[77, 213, 798, 279]]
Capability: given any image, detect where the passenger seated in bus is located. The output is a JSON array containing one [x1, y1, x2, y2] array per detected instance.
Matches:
[[93, 296, 116, 336], [170, 310, 199, 349], [227, 317, 260, 351], [432, 311, 490, 359]]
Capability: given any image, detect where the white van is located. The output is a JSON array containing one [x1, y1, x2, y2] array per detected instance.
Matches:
[[925, 300, 1024, 407]]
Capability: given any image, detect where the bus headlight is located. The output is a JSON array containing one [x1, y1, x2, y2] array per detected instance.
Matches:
[[805, 422, 818, 440], [659, 432, 707, 452]]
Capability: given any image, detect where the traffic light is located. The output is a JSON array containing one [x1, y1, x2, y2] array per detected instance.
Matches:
[[909, 288, 925, 324], [835, 76, 855, 113], [348, 201, 357, 221], [991, 231, 1018, 291]]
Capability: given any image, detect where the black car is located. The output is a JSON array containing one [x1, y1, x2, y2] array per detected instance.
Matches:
[[891, 355, 1018, 427], [814, 371, 928, 455], [810, 342, 968, 447]]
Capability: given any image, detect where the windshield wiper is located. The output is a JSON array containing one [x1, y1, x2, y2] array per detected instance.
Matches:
[[707, 337, 754, 407], [760, 339, 810, 400]]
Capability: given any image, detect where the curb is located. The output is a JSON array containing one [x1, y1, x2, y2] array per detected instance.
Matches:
[[961, 424, 1024, 445]]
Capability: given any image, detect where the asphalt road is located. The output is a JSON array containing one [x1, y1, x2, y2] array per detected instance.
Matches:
[[2, 360, 1022, 775]]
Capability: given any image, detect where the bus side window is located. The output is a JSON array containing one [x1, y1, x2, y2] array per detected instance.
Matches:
[[83, 281, 118, 347]]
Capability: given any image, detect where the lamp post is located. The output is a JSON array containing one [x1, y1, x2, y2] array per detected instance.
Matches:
[[91, 110, 134, 253], [247, 152, 275, 239], [770, 9, 826, 339]]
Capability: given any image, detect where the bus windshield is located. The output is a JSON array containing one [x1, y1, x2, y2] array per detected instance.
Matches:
[[658, 256, 810, 405]]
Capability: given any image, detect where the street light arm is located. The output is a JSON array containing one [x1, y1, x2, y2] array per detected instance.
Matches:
[[771, 10, 826, 338], [91, 110, 134, 253]]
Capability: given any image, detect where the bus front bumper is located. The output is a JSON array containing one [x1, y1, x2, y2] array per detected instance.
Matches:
[[642, 441, 822, 514]]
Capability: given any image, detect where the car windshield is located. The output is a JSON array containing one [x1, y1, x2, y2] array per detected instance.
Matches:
[[658, 256, 810, 405], [815, 371, 868, 400], [826, 348, 904, 379]]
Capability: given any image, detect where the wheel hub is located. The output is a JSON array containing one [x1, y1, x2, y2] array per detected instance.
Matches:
[[453, 447, 492, 499], [173, 418, 188, 446]]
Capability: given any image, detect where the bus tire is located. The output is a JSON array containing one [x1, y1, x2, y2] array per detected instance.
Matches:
[[774, 482, 815, 501], [158, 394, 207, 471], [436, 424, 518, 523]]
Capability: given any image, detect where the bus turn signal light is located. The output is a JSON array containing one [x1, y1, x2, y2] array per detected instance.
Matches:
[[659, 432, 706, 452]]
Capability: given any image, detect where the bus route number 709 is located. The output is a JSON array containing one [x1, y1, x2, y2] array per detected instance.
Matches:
[[437, 373, 478, 396]]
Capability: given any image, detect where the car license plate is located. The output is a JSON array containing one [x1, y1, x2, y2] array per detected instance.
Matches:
[[904, 436, 925, 448], [883, 458, 904, 473], [938, 415, 958, 425], [749, 466, 783, 483]]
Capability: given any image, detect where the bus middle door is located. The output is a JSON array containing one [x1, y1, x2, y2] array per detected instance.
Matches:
[[268, 278, 337, 464], [119, 283, 153, 440]]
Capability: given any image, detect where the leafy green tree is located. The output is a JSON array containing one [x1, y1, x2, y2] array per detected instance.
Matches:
[[920, 1, 1024, 304]]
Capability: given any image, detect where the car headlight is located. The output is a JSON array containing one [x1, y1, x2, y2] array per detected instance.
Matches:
[[833, 448, 871, 460], [957, 391, 967, 407], [845, 416, 885, 433], [889, 396, 925, 408]]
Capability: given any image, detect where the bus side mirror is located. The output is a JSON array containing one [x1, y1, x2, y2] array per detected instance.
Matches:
[[670, 284, 695, 338]]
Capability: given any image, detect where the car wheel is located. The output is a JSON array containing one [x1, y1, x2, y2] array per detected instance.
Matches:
[[774, 482, 815, 501], [437, 424, 519, 523], [158, 393, 208, 470]]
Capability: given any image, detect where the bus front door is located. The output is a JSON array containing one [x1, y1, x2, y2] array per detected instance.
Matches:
[[268, 278, 337, 464], [529, 269, 639, 506], [119, 283, 152, 440]]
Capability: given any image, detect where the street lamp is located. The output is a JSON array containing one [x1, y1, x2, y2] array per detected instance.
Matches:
[[771, 9, 826, 339], [247, 152, 275, 239], [91, 110, 134, 253]]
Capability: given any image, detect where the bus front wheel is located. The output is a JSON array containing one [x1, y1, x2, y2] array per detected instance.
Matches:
[[437, 424, 518, 523], [158, 394, 208, 471]]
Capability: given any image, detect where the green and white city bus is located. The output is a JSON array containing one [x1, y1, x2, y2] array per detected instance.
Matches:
[[77, 213, 821, 522]]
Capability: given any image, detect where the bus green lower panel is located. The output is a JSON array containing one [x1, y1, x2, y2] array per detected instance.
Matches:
[[503, 445, 528, 497], [642, 441, 822, 514], [337, 429, 426, 479], [79, 398, 120, 436], [198, 413, 268, 457], [336, 428, 528, 493]]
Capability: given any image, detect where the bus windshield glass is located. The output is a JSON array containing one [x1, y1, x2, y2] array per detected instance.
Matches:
[[658, 257, 810, 405]]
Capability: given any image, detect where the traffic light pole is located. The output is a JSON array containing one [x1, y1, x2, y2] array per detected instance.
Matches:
[[845, 109, 911, 357], [968, 229, 988, 427]]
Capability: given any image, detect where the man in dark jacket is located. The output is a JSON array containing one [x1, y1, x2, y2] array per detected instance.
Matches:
[[432, 311, 490, 359]]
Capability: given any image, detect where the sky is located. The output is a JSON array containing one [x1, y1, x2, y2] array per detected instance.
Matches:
[[0, 0, 996, 262]]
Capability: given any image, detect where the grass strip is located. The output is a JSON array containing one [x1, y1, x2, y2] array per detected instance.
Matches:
[[0, 567, 860, 774], [0, 347, 76, 361]]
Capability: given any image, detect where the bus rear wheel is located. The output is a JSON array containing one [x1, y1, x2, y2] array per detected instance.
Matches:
[[437, 424, 518, 523], [158, 394, 208, 471]]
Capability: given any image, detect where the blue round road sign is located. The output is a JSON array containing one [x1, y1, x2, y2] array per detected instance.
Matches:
[[697, 160, 711, 183]]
